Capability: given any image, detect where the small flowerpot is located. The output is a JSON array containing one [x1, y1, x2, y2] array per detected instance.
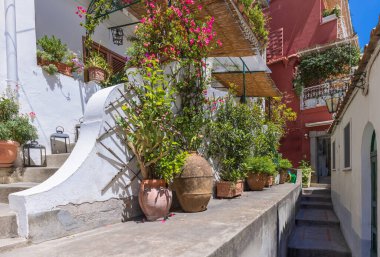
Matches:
[[87, 67, 107, 82], [173, 153, 213, 212], [247, 173, 267, 191], [138, 179, 172, 221], [279, 169, 288, 184], [0, 141, 20, 168], [216, 180, 243, 198], [265, 175, 274, 187]]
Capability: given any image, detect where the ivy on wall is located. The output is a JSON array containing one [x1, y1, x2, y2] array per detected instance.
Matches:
[[293, 44, 360, 95]]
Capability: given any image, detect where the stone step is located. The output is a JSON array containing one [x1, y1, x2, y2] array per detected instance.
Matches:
[[310, 183, 331, 188], [22, 167, 58, 183], [300, 201, 333, 210], [0, 169, 22, 184], [288, 225, 351, 257], [303, 187, 331, 196], [0, 237, 29, 253], [296, 209, 339, 227], [46, 153, 70, 167], [0, 204, 17, 239], [301, 194, 331, 202], [0, 183, 38, 203]]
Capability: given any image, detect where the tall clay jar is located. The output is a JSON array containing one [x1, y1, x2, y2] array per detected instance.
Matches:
[[173, 153, 213, 212], [138, 179, 172, 221]]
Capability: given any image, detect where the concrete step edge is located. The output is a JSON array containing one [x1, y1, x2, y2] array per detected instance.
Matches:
[[0, 238, 30, 253]]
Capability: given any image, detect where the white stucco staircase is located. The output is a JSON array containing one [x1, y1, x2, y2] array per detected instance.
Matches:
[[0, 153, 70, 251]]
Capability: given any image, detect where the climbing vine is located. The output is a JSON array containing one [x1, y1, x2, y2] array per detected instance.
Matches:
[[293, 44, 360, 95]]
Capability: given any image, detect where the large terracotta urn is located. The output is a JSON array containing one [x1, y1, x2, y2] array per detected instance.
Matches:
[[247, 173, 267, 191], [173, 153, 213, 212], [0, 141, 20, 168], [138, 179, 172, 221]]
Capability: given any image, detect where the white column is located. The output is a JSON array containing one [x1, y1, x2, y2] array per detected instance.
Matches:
[[4, 0, 19, 91]]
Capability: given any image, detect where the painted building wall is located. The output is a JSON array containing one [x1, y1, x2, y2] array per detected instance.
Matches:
[[266, 0, 338, 167], [0, 0, 134, 154], [330, 41, 380, 257]]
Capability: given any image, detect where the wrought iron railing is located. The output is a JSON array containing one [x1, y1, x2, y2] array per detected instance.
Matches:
[[301, 77, 351, 109]]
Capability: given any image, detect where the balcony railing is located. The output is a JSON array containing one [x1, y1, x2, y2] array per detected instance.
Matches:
[[301, 77, 351, 110]]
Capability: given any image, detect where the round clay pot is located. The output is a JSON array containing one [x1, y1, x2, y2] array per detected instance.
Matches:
[[247, 173, 267, 191], [0, 141, 20, 168], [279, 169, 288, 184], [173, 153, 213, 212], [265, 175, 274, 187], [87, 67, 107, 82], [138, 179, 172, 221]]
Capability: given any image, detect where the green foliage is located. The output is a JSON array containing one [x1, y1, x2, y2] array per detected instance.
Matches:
[[299, 160, 313, 187], [118, 60, 178, 182], [0, 97, 37, 145], [245, 4, 269, 46], [278, 158, 292, 170], [207, 95, 263, 182], [37, 35, 68, 62], [323, 5, 341, 18], [100, 71, 128, 88], [156, 151, 188, 182], [294, 44, 360, 95], [85, 52, 111, 73], [42, 64, 59, 75], [244, 156, 276, 175]]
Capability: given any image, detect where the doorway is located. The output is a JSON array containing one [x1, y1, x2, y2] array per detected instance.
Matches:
[[371, 131, 377, 257], [316, 136, 331, 183]]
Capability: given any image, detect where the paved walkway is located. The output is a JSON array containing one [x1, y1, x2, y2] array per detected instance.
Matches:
[[0, 183, 298, 257], [287, 186, 351, 257]]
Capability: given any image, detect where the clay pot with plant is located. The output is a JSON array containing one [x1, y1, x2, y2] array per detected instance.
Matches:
[[244, 156, 276, 191], [85, 52, 111, 82], [0, 97, 38, 167], [278, 158, 292, 184], [118, 61, 182, 221]]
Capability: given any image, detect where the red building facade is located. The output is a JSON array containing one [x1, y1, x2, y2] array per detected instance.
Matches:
[[265, 0, 355, 178]]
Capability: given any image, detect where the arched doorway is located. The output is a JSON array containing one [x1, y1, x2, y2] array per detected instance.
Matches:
[[371, 131, 377, 257]]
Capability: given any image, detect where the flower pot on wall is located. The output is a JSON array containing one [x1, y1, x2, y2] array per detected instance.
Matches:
[[173, 153, 213, 212], [87, 67, 107, 82], [138, 179, 172, 221], [54, 62, 73, 77], [0, 141, 20, 168], [265, 175, 274, 187], [279, 169, 288, 184], [216, 180, 243, 198], [247, 173, 267, 191]]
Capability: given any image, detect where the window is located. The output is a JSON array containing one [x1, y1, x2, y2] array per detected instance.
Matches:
[[83, 38, 126, 82], [332, 140, 336, 170], [343, 122, 351, 169]]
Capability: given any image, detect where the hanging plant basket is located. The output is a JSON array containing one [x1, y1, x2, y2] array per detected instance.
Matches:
[[87, 67, 108, 82]]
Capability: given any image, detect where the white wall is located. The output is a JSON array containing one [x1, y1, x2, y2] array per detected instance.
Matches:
[[331, 41, 380, 257], [0, 0, 136, 153]]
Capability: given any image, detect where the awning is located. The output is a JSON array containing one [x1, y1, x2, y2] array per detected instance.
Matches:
[[211, 56, 281, 98]]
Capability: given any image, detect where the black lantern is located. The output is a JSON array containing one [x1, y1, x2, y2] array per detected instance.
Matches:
[[23, 141, 46, 167], [50, 126, 70, 154], [111, 27, 124, 46], [75, 117, 84, 142], [323, 92, 341, 114]]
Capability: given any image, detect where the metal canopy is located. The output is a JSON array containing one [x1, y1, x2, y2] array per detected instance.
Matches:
[[88, 0, 141, 18], [211, 56, 281, 99]]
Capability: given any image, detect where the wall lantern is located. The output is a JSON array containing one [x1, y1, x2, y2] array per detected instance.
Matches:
[[111, 27, 124, 46], [23, 141, 46, 167], [50, 126, 70, 154], [323, 92, 341, 114], [75, 117, 84, 142]]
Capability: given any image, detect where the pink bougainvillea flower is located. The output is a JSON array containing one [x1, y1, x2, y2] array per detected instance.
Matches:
[[197, 5, 203, 10]]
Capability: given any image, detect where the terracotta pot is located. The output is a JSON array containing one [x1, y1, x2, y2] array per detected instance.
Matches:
[[37, 58, 73, 77], [216, 180, 243, 198], [265, 175, 274, 187], [279, 169, 288, 184], [0, 141, 20, 168], [247, 173, 267, 191], [138, 179, 172, 221], [173, 153, 213, 212], [87, 67, 107, 82]]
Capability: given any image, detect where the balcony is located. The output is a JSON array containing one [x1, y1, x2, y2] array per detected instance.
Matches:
[[301, 77, 350, 110]]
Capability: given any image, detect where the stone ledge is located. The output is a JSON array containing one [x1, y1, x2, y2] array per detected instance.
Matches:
[[0, 180, 301, 257]]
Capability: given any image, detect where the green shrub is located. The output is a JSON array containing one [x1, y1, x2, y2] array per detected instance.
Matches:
[[299, 160, 313, 187], [42, 64, 59, 75], [37, 35, 68, 63], [245, 4, 269, 46], [279, 158, 292, 170], [85, 52, 111, 74], [323, 5, 341, 18], [244, 156, 276, 175]]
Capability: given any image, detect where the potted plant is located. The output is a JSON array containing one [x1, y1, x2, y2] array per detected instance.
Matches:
[[118, 60, 178, 221], [278, 158, 292, 184], [85, 52, 111, 82], [244, 156, 275, 191], [207, 95, 261, 198], [37, 35, 74, 76], [0, 97, 37, 167], [299, 160, 313, 188]]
